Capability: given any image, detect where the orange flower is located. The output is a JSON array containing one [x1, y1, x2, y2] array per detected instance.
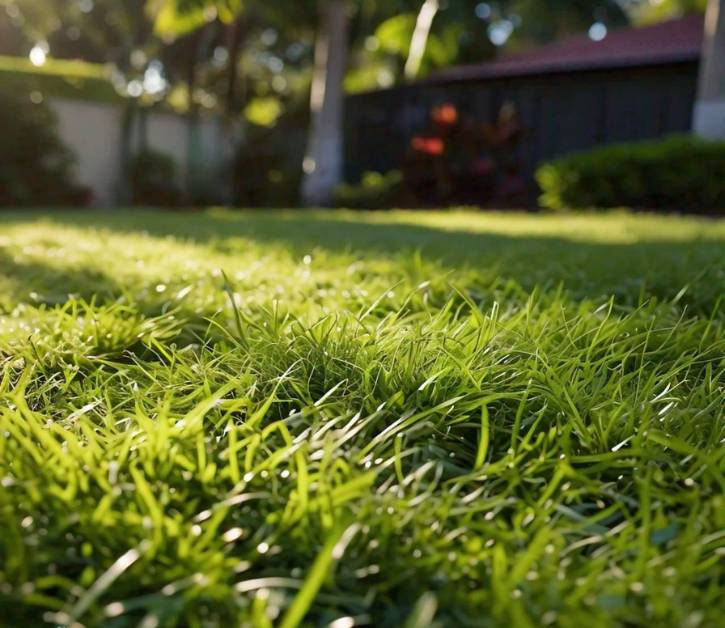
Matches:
[[431, 104, 458, 125]]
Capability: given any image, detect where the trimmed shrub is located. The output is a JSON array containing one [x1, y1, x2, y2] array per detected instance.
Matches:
[[129, 148, 182, 207], [536, 136, 725, 213], [0, 84, 89, 207], [334, 170, 403, 209]]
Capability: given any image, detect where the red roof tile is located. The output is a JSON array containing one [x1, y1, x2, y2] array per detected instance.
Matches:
[[429, 14, 703, 83]]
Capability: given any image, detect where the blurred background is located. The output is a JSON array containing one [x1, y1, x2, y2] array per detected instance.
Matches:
[[0, 0, 723, 211]]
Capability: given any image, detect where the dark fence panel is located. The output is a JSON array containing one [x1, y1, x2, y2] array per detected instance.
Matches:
[[344, 62, 699, 204]]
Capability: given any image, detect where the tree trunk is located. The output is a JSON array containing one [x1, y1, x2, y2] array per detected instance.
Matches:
[[185, 54, 200, 204], [185, 25, 215, 204], [117, 101, 137, 206], [404, 0, 440, 81], [225, 17, 245, 116], [301, 0, 349, 207], [694, 0, 725, 139], [220, 17, 246, 205]]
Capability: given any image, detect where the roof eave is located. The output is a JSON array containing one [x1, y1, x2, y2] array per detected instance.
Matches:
[[424, 52, 701, 86]]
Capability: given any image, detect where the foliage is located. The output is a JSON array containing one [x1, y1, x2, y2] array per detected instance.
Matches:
[[0, 55, 122, 104], [398, 102, 527, 208], [630, 0, 707, 25], [129, 148, 183, 207], [333, 170, 403, 209], [0, 84, 89, 207], [153, 0, 243, 38], [232, 119, 307, 207], [244, 96, 284, 127], [0, 209, 723, 626], [505, 0, 629, 45], [537, 136, 725, 213]]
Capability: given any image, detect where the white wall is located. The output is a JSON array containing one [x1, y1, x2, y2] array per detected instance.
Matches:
[[144, 110, 189, 181], [49, 98, 232, 206], [51, 99, 123, 206]]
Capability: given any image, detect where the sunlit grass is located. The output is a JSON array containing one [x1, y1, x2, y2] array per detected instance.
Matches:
[[0, 209, 723, 627]]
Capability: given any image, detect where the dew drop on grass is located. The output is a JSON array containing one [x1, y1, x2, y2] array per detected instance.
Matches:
[[222, 528, 244, 543], [43, 612, 72, 625], [105, 602, 125, 617], [234, 561, 252, 573]]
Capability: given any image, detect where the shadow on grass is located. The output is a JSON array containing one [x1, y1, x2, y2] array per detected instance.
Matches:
[[0, 248, 123, 311], [1, 209, 722, 312]]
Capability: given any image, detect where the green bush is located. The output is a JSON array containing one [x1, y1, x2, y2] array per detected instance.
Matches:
[[0, 84, 89, 207], [233, 118, 307, 208], [334, 170, 403, 209], [536, 136, 725, 212], [129, 148, 182, 207]]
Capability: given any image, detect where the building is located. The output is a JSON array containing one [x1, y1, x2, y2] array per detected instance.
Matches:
[[344, 14, 705, 203]]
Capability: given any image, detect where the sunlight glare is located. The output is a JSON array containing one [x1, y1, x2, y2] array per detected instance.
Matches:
[[29, 44, 47, 67]]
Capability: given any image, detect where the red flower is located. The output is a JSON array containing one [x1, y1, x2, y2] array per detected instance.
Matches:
[[412, 136, 445, 156], [431, 104, 458, 125]]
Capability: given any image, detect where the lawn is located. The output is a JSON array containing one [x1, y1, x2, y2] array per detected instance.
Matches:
[[0, 209, 723, 627]]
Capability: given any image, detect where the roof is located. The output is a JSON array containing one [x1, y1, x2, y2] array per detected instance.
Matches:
[[429, 14, 703, 84]]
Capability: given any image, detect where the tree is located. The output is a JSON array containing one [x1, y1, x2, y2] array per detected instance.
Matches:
[[695, 0, 725, 138], [301, 0, 349, 206], [151, 0, 641, 207], [404, 0, 439, 80]]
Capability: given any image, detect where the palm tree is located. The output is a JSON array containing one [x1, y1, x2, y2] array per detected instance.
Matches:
[[301, 0, 349, 206]]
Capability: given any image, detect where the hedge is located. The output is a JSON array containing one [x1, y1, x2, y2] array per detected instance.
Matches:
[[536, 136, 725, 213]]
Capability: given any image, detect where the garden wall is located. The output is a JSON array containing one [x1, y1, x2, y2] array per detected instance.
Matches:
[[49, 97, 233, 206]]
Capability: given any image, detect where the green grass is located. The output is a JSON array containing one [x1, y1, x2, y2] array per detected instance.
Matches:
[[0, 209, 723, 627]]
